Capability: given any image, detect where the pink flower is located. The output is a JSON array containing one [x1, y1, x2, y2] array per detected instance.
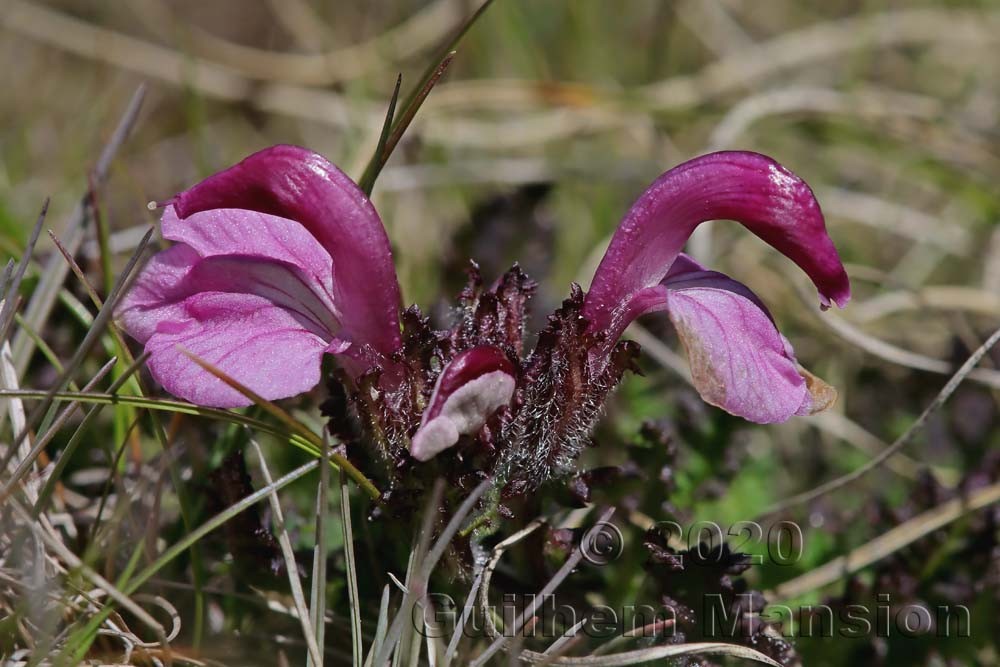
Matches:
[[119, 145, 402, 408], [582, 151, 850, 424], [119, 146, 849, 488]]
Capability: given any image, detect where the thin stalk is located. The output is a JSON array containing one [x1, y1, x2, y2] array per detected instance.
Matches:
[[0, 199, 48, 344], [251, 439, 324, 667], [340, 464, 363, 666], [356, 0, 495, 193], [308, 432, 332, 667]]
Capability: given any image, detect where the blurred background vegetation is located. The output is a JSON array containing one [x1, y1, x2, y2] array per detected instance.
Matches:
[[1, 1, 999, 665]]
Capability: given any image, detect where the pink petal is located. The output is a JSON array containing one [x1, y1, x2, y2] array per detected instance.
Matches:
[[410, 346, 516, 462], [119, 207, 339, 345], [145, 292, 328, 408], [161, 206, 334, 291], [170, 145, 402, 356], [665, 287, 807, 423], [627, 265, 836, 423], [118, 243, 200, 344], [583, 152, 850, 334]]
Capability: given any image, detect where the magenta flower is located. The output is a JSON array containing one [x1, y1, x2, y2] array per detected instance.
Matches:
[[119, 146, 848, 494], [119, 145, 402, 407], [582, 151, 849, 424]]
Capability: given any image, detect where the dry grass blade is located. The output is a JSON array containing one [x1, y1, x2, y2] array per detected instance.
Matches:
[[308, 432, 332, 667], [339, 464, 363, 667], [520, 642, 782, 666], [817, 188, 970, 256], [469, 513, 781, 666], [640, 8, 1000, 109], [420, 479, 491, 580], [770, 480, 1000, 601], [810, 411, 924, 482], [0, 259, 14, 302], [5, 226, 153, 469], [134, 0, 464, 85], [813, 302, 1000, 389], [30, 350, 151, 518], [0, 356, 117, 506], [851, 286, 1000, 324], [250, 438, 323, 667], [0, 198, 48, 344], [475, 518, 547, 642], [709, 87, 943, 152], [390, 481, 443, 667], [760, 324, 1000, 518], [472, 508, 615, 667], [588, 619, 675, 658], [1, 340, 29, 487], [442, 565, 487, 666], [539, 618, 587, 661], [11, 85, 146, 377], [374, 479, 490, 667], [364, 584, 392, 667], [7, 496, 167, 647], [64, 458, 321, 661]]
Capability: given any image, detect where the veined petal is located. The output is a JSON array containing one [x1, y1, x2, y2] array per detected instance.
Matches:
[[169, 145, 402, 356], [161, 206, 334, 293], [119, 207, 340, 345], [410, 346, 516, 462], [583, 151, 850, 335], [626, 262, 836, 423], [145, 292, 329, 408]]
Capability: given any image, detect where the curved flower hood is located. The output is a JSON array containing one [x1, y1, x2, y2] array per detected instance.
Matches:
[[118, 145, 402, 407], [582, 151, 850, 423]]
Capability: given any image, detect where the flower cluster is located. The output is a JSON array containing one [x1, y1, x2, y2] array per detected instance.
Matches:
[[119, 146, 849, 500]]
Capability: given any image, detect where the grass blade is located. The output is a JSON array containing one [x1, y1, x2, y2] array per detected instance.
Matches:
[[519, 642, 782, 666], [340, 462, 363, 667], [60, 457, 320, 663], [760, 323, 1000, 518], [770, 479, 1000, 602], [472, 508, 616, 667], [251, 438, 323, 667], [356, 0, 495, 193], [0, 357, 117, 506], [30, 351, 151, 518], [358, 74, 403, 196], [1, 226, 153, 474], [365, 584, 392, 667], [308, 431, 332, 667], [0, 199, 48, 345], [12, 85, 146, 377], [180, 348, 380, 498]]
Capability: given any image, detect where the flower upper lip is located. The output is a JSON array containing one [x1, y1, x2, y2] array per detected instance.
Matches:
[[579, 151, 850, 424], [118, 145, 404, 407], [582, 150, 850, 336], [170, 144, 403, 358]]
